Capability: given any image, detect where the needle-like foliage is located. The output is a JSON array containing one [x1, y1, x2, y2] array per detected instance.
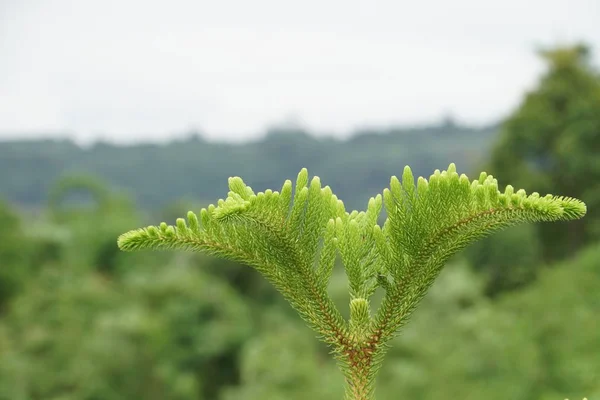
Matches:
[[118, 164, 586, 400]]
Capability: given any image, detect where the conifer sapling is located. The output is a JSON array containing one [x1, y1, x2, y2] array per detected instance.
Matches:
[[117, 164, 586, 400]]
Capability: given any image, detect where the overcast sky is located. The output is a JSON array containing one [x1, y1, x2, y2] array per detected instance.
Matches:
[[1, 0, 599, 144]]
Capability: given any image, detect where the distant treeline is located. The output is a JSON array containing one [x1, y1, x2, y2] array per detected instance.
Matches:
[[0, 123, 498, 211]]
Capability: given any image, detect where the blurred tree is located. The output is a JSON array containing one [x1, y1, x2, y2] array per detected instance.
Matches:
[[463, 224, 542, 297], [221, 310, 342, 400], [47, 175, 139, 276], [489, 43, 600, 261], [0, 200, 31, 311], [0, 261, 253, 400]]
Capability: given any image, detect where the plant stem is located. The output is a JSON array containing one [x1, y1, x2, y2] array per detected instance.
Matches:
[[342, 345, 377, 400]]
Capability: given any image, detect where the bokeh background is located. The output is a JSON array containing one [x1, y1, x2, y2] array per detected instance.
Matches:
[[1, 1, 599, 399]]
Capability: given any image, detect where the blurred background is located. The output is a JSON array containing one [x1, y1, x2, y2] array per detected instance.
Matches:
[[1, 0, 599, 399]]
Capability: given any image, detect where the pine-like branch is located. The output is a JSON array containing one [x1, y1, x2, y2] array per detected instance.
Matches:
[[118, 169, 348, 348], [369, 163, 586, 359], [117, 163, 586, 400]]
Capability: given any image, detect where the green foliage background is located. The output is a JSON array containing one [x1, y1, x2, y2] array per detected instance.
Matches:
[[0, 44, 598, 399]]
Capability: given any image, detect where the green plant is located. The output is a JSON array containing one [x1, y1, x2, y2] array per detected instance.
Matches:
[[117, 164, 586, 400]]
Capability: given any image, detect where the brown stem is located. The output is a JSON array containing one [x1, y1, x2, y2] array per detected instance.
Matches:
[[342, 342, 377, 400]]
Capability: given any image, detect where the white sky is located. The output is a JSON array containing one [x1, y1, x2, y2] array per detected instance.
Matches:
[[0, 0, 599, 144]]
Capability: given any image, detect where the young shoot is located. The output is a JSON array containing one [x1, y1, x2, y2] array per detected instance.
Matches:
[[118, 164, 586, 400]]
